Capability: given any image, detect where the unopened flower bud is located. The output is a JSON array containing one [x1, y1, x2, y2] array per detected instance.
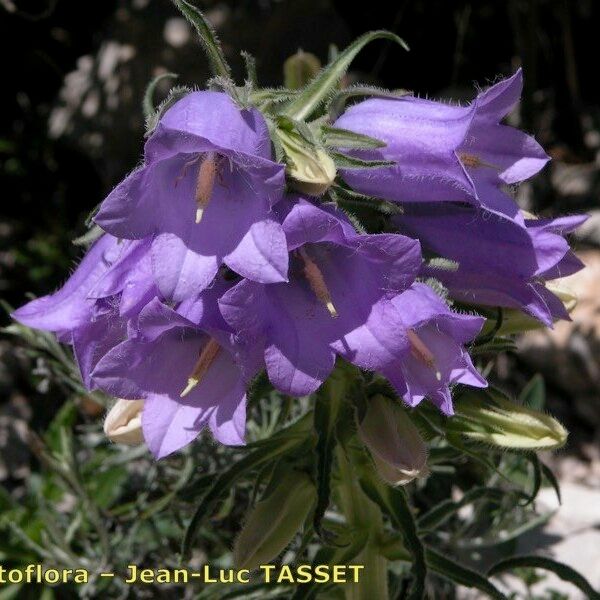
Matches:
[[357, 395, 428, 486], [283, 50, 321, 90], [276, 126, 336, 196], [233, 470, 316, 571], [104, 399, 144, 446], [451, 389, 568, 450]]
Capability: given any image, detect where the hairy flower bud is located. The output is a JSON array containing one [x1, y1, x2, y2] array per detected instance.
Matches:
[[104, 399, 144, 446], [283, 50, 321, 90], [451, 389, 568, 450], [233, 470, 316, 570], [276, 126, 336, 196], [357, 395, 428, 486]]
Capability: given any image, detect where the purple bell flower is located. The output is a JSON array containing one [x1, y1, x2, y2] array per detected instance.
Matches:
[[95, 91, 289, 302], [91, 283, 261, 458], [218, 196, 485, 413], [396, 204, 586, 325], [334, 70, 549, 220], [12, 235, 157, 389]]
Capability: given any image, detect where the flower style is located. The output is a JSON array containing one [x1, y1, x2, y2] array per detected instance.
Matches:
[[396, 204, 587, 325], [95, 91, 289, 302], [91, 283, 260, 458], [334, 69, 549, 220], [219, 196, 485, 413]]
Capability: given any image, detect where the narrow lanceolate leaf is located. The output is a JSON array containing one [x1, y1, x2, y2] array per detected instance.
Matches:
[[72, 224, 104, 248], [240, 50, 258, 86], [540, 461, 562, 504], [171, 0, 232, 80], [142, 72, 178, 120], [417, 487, 525, 531], [426, 548, 507, 600], [145, 85, 192, 136], [282, 30, 409, 121], [331, 151, 395, 170], [290, 530, 369, 600], [312, 363, 356, 537], [321, 125, 386, 150], [359, 477, 425, 600], [518, 374, 546, 410], [233, 470, 316, 570], [488, 556, 600, 599], [181, 417, 312, 561]]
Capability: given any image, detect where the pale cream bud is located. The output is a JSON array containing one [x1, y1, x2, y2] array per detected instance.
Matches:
[[104, 399, 144, 446], [276, 126, 336, 196], [451, 389, 568, 450]]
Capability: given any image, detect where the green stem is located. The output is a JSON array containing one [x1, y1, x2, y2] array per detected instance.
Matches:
[[336, 446, 389, 600]]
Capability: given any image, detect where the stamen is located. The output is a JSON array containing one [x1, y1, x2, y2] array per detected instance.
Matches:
[[180, 338, 221, 398], [298, 247, 338, 318], [407, 329, 441, 381], [458, 152, 501, 171], [195, 152, 218, 224]]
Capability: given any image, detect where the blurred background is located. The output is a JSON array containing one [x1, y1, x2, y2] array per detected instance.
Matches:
[[1, 0, 599, 597]]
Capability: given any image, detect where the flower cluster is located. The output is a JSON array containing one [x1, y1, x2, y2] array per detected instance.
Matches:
[[14, 71, 583, 458]]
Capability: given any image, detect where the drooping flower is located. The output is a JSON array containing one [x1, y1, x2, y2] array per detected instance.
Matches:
[[91, 279, 261, 458], [95, 91, 289, 302], [395, 204, 587, 325], [219, 196, 485, 412], [12, 235, 158, 388], [382, 283, 486, 414], [334, 69, 549, 220]]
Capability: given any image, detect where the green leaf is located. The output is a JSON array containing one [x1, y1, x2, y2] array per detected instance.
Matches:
[[312, 363, 356, 537], [143, 72, 178, 119], [458, 510, 555, 550], [282, 30, 409, 121], [540, 461, 562, 504], [171, 0, 232, 80], [330, 151, 394, 169], [72, 224, 104, 248], [290, 530, 369, 600], [519, 374, 546, 410], [233, 469, 316, 570], [320, 125, 386, 149], [284, 50, 321, 90], [521, 451, 541, 506], [241, 51, 258, 86], [181, 416, 313, 561], [418, 487, 525, 531], [488, 556, 600, 599], [359, 478, 425, 600], [145, 85, 192, 136], [426, 547, 507, 600]]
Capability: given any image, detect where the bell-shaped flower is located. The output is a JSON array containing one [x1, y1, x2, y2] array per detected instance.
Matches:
[[381, 283, 487, 414], [334, 70, 549, 220], [95, 91, 289, 302], [12, 235, 158, 389], [91, 279, 261, 458], [396, 204, 586, 326], [218, 196, 422, 396], [219, 197, 485, 412]]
